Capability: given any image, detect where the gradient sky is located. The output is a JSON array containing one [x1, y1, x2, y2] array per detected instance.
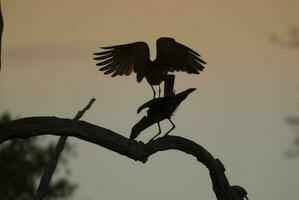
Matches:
[[1, 1, 299, 200]]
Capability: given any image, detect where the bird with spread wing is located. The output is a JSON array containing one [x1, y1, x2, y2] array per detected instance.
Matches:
[[93, 37, 206, 98]]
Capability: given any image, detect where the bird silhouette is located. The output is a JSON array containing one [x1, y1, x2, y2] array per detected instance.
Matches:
[[94, 37, 205, 98], [231, 185, 249, 200], [130, 88, 196, 141]]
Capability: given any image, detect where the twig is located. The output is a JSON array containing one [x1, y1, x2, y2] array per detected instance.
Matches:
[[36, 98, 96, 200]]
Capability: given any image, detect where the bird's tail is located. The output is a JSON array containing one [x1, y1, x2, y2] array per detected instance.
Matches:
[[130, 116, 155, 140], [136, 73, 144, 83]]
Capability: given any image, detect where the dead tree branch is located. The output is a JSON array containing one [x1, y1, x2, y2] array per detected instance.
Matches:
[[0, 0, 4, 69], [36, 98, 96, 200], [0, 117, 248, 200]]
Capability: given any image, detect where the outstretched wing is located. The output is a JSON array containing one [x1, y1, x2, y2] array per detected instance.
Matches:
[[137, 98, 157, 114], [154, 37, 206, 74], [94, 42, 150, 82], [137, 98, 168, 114]]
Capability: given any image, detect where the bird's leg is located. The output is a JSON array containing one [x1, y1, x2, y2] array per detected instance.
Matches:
[[150, 85, 156, 99], [149, 122, 161, 141], [165, 118, 176, 136], [158, 84, 161, 98]]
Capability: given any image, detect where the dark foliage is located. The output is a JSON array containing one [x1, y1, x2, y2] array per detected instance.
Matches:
[[286, 115, 299, 157], [0, 112, 77, 200]]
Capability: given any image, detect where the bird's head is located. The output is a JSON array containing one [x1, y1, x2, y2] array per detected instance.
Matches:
[[230, 185, 249, 200], [177, 88, 196, 97], [175, 88, 197, 103], [185, 88, 197, 94]]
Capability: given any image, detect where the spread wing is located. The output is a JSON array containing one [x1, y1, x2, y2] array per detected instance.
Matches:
[[154, 37, 206, 74], [137, 98, 157, 114], [94, 42, 150, 82], [137, 98, 168, 114]]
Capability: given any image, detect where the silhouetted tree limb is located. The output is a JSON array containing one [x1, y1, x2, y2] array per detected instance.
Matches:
[[0, 117, 248, 200], [0, 0, 4, 69], [0, 113, 77, 199], [36, 98, 96, 200]]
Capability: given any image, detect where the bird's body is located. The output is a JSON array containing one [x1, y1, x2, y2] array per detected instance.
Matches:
[[130, 88, 196, 140], [94, 37, 205, 98], [144, 61, 168, 85], [231, 185, 249, 200], [142, 61, 169, 97]]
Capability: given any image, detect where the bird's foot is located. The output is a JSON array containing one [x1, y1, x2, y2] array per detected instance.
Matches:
[[163, 133, 170, 137], [149, 134, 160, 142], [158, 86, 161, 98], [152, 89, 156, 99], [127, 139, 134, 147]]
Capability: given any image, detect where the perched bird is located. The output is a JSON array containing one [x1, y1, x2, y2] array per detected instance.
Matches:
[[94, 37, 206, 98], [130, 88, 196, 141], [230, 185, 249, 200]]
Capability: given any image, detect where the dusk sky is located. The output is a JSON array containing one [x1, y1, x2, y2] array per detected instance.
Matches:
[[1, 1, 299, 200]]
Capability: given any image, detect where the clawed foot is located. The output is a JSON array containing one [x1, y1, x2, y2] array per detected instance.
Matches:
[[148, 138, 155, 143], [148, 133, 170, 143], [149, 134, 160, 142]]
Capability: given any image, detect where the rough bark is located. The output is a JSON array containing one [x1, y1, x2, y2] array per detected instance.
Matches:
[[0, 117, 248, 200]]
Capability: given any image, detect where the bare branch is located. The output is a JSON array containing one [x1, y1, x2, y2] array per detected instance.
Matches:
[[0, 117, 248, 200], [0, 1, 4, 70], [36, 98, 96, 200]]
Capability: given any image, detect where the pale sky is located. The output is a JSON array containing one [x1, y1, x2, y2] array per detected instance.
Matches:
[[1, 1, 299, 200]]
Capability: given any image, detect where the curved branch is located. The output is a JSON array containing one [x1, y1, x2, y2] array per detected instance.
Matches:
[[0, 117, 248, 200]]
